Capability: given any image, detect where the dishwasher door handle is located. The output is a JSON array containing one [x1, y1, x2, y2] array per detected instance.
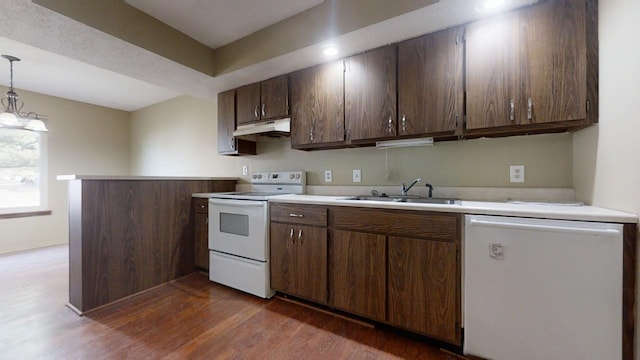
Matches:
[[468, 218, 622, 237]]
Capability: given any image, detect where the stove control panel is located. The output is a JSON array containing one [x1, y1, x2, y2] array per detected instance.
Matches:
[[251, 171, 306, 185]]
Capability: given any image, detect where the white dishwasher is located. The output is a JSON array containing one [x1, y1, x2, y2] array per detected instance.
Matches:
[[464, 215, 623, 360]]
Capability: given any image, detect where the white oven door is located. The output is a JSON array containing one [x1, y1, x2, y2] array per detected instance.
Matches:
[[208, 198, 268, 261]]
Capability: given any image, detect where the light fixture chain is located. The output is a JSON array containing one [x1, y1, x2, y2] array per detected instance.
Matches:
[[9, 59, 13, 90]]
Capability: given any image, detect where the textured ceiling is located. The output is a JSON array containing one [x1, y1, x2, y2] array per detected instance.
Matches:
[[0, 0, 537, 112], [125, 0, 325, 49]]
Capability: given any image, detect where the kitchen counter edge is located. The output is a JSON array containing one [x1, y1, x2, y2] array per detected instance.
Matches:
[[57, 175, 238, 181], [268, 195, 639, 224]]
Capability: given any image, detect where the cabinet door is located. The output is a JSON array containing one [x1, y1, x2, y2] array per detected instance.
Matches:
[[194, 212, 209, 270], [290, 61, 345, 147], [520, 0, 587, 124], [296, 225, 328, 304], [345, 45, 397, 142], [388, 236, 459, 344], [466, 11, 522, 129], [270, 223, 297, 294], [398, 27, 464, 136], [217, 90, 237, 154], [236, 83, 261, 125], [261, 75, 288, 120], [217, 90, 256, 155], [331, 229, 386, 321]]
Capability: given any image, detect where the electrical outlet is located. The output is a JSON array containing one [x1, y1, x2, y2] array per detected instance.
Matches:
[[510, 165, 525, 183], [242, 165, 249, 176], [352, 169, 362, 183], [324, 170, 333, 183]]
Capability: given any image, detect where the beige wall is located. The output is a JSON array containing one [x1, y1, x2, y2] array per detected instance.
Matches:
[[573, 0, 640, 211], [130, 95, 573, 189], [0, 88, 130, 254]]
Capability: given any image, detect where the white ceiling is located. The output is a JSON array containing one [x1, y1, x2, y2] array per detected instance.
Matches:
[[0, 0, 537, 113], [125, 0, 325, 49]]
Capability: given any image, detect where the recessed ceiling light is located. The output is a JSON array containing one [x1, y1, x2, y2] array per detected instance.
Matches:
[[322, 45, 338, 57], [476, 0, 510, 12]]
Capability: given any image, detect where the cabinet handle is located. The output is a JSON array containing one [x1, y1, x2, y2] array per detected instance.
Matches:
[[387, 116, 393, 134], [298, 229, 303, 244], [401, 115, 406, 133], [254, 105, 259, 119], [527, 98, 533, 120], [289, 213, 304, 218], [309, 126, 314, 142], [200, 205, 206, 209], [230, 138, 235, 150], [261, 103, 266, 117], [290, 228, 294, 244], [509, 99, 515, 121]]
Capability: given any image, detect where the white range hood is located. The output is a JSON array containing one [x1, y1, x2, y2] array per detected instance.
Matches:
[[233, 118, 290, 137]]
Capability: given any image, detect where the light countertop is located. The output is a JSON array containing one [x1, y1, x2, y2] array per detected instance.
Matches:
[[192, 192, 234, 198], [268, 195, 638, 224]]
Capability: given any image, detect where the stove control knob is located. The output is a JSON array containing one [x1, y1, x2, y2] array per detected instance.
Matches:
[[252, 174, 257, 179], [295, 174, 301, 179], [289, 174, 295, 179], [257, 174, 262, 179]]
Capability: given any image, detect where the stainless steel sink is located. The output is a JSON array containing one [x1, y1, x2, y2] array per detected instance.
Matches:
[[341, 196, 406, 202], [402, 198, 460, 205], [341, 196, 460, 205]]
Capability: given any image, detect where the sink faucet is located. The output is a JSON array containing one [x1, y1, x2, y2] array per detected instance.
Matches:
[[401, 178, 422, 196]]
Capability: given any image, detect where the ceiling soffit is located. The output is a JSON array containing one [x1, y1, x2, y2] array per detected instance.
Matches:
[[33, 0, 216, 76], [32, 0, 438, 77]]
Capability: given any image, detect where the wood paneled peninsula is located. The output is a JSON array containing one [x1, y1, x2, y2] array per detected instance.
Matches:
[[58, 175, 236, 314]]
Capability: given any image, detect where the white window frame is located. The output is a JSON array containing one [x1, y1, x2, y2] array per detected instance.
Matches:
[[0, 131, 48, 215]]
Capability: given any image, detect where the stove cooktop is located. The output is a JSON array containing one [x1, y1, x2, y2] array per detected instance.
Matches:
[[210, 192, 296, 201]]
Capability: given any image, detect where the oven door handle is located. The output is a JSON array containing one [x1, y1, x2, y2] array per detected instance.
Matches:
[[208, 199, 267, 207]]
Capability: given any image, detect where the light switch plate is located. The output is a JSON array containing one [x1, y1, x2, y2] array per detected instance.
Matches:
[[510, 165, 525, 183], [242, 165, 248, 176], [324, 170, 333, 183], [352, 169, 362, 183]]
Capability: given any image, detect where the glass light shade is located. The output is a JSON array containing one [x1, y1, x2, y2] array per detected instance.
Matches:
[[25, 119, 48, 132], [0, 111, 21, 127]]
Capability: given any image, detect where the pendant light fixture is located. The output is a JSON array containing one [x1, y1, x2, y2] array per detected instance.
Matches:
[[0, 55, 48, 132]]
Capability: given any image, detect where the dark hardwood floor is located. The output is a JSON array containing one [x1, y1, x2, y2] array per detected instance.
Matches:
[[0, 245, 464, 359]]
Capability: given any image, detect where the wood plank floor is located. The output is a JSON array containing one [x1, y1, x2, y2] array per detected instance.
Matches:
[[0, 245, 465, 359]]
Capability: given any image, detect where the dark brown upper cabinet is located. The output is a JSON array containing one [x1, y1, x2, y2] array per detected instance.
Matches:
[[217, 90, 256, 155], [466, 0, 591, 133], [466, 11, 522, 130], [345, 45, 397, 143], [520, 0, 588, 125], [398, 26, 464, 138], [236, 75, 288, 126], [290, 61, 345, 149]]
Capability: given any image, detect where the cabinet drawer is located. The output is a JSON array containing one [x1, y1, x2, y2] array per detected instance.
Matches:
[[331, 207, 459, 243], [192, 198, 209, 214], [270, 203, 327, 227]]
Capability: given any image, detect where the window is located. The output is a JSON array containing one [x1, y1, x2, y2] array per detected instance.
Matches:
[[0, 128, 47, 214]]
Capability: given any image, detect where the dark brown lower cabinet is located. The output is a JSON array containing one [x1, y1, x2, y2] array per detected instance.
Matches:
[[270, 204, 461, 346], [330, 230, 386, 321], [270, 222, 328, 304], [193, 198, 209, 271], [388, 236, 458, 343]]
